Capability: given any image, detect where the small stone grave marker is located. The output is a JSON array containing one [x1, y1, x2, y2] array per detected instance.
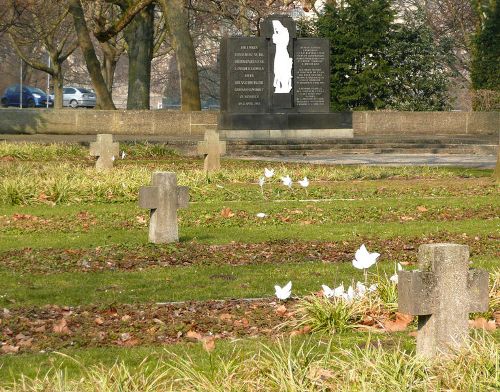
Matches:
[[138, 172, 189, 244], [197, 130, 226, 172], [89, 134, 119, 170], [398, 243, 489, 358]]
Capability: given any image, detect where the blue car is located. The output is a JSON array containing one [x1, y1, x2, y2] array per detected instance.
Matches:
[[1, 85, 53, 108]]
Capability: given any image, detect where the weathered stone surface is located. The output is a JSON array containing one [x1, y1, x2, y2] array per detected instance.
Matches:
[[89, 134, 119, 170], [197, 130, 226, 172], [468, 269, 490, 312], [398, 243, 489, 358], [397, 271, 437, 315], [0, 108, 496, 137], [138, 172, 189, 244]]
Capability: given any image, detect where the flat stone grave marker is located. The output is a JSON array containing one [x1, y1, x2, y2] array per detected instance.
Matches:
[[197, 130, 226, 172], [89, 134, 119, 170], [138, 172, 189, 244], [398, 243, 489, 358]]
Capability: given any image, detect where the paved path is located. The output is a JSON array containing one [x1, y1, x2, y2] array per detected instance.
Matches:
[[240, 154, 497, 169], [1, 133, 496, 168]]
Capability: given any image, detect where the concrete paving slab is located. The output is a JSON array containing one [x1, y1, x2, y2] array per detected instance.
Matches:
[[238, 154, 497, 169]]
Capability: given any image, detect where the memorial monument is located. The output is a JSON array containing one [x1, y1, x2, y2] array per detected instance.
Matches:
[[219, 15, 352, 137]]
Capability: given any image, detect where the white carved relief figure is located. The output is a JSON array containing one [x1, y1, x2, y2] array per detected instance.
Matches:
[[272, 20, 293, 93]]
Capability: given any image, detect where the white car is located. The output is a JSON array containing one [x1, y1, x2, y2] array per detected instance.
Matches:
[[62, 86, 96, 108]]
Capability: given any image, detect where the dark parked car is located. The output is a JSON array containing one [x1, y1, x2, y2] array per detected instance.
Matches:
[[1, 85, 53, 108]]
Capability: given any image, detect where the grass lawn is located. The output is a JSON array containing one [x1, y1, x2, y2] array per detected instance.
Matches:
[[0, 142, 498, 389]]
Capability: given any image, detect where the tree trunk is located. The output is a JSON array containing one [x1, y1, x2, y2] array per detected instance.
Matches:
[[99, 41, 119, 94], [52, 63, 64, 109], [68, 0, 116, 109], [160, 0, 201, 111], [124, 3, 154, 110]]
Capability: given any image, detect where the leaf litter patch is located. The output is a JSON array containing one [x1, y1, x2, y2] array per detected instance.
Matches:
[[0, 299, 299, 355], [0, 234, 498, 274]]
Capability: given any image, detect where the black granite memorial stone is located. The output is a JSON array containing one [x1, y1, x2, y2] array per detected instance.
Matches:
[[294, 39, 330, 113], [219, 15, 351, 131], [221, 37, 269, 113]]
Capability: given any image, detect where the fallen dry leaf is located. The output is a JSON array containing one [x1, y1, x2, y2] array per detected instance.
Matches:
[[383, 312, 413, 332], [136, 215, 147, 224], [17, 338, 33, 348], [1, 344, 19, 354], [468, 318, 496, 331], [308, 366, 334, 382], [275, 305, 287, 316], [94, 317, 104, 325], [121, 338, 140, 347], [34, 325, 46, 333], [53, 318, 70, 335], [416, 206, 428, 212], [290, 325, 312, 337], [203, 336, 216, 352], [219, 313, 232, 321], [220, 207, 235, 218], [186, 330, 203, 341]]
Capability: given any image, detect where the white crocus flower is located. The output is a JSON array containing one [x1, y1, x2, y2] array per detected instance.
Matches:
[[264, 168, 274, 178], [343, 285, 355, 301], [356, 281, 367, 297], [390, 263, 403, 284], [352, 244, 380, 270], [298, 177, 309, 188], [275, 281, 292, 300], [281, 175, 292, 188]]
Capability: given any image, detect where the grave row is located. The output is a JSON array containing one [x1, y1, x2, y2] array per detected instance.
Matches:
[[90, 132, 225, 173], [89, 133, 489, 360]]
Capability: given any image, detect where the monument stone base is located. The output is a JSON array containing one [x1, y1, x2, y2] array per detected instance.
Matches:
[[218, 112, 352, 131], [220, 128, 353, 140]]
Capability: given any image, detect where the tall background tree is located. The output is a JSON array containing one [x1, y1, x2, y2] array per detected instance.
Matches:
[[69, 0, 116, 109], [470, 0, 499, 111], [317, 0, 395, 110], [94, 0, 155, 110], [314, 0, 454, 110], [384, 7, 452, 110]]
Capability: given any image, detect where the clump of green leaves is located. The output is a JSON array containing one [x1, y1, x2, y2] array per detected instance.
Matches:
[[293, 295, 366, 334]]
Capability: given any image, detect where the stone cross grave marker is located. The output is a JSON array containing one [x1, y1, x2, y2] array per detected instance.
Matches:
[[197, 130, 226, 172], [398, 243, 489, 358], [89, 134, 119, 170], [138, 172, 189, 244]]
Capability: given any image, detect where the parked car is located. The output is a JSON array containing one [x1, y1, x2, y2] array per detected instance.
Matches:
[[1, 85, 53, 108], [62, 86, 96, 108]]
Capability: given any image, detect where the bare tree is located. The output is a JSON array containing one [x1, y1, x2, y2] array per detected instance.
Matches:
[[159, 0, 201, 110], [7, 0, 78, 108], [69, 0, 116, 109]]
